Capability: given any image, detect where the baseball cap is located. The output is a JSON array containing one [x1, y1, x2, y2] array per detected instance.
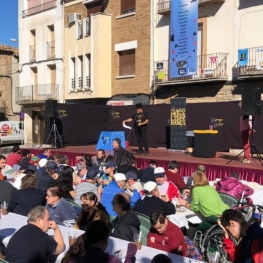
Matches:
[[76, 162, 86, 171], [45, 160, 58, 171], [86, 168, 99, 179], [126, 171, 138, 180], [114, 173, 126, 181], [104, 160, 116, 168], [39, 159, 48, 168], [135, 103, 142, 109], [154, 167, 165, 177], [143, 181, 157, 192], [27, 164, 38, 172]]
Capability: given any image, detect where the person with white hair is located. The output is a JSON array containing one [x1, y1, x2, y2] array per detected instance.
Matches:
[[133, 181, 175, 218], [100, 173, 140, 217]]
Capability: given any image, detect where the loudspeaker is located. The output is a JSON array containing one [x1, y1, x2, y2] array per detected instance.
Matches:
[[45, 100, 57, 118], [242, 88, 261, 115]]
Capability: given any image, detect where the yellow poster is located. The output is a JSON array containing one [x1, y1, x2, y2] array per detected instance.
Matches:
[[170, 108, 186, 126], [157, 72, 165, 80]]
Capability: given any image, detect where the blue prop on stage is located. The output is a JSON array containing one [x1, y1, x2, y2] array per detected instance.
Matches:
[[96, 131, 126, 150]]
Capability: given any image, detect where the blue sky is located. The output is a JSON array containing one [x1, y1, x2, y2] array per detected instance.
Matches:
[[0, 0, 18, 47]]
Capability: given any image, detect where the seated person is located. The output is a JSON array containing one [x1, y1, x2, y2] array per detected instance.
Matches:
[[154, 167, 180, 201], [215, 172, 254, 200], [125, 171, 143, 195], [134, 181, 175, 217], [6, 206, 64, 263], [219, 209, 263, 263], [75, 192, 109, 230], [165, 160, 186, 190], [186, 165, 206, 189], [100, 173, 140, 217], [151, 254, 172, 263], [8, 174, 46, 216], [111, 193, 140, 242], [147, 210, 186, 256], [140, 160, 158, 183], [45, 186, 77, 227], [62, 220, 137, 263], [178, 171, 229, 233]]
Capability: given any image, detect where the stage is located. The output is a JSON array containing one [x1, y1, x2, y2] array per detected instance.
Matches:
[[23, 145, 263, 185]]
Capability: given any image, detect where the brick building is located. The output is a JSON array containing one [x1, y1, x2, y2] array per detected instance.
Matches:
[[0, 45, 20, 120]]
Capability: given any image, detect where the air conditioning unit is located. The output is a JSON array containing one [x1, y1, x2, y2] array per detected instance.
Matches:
[[68, 13, 81, 24]]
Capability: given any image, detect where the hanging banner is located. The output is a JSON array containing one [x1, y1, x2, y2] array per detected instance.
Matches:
[[169, 0, 198, 78], [238, 48, 248, 66]]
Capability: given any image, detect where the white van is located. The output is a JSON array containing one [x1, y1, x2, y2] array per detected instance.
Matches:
[[0, 121, 24, 146]]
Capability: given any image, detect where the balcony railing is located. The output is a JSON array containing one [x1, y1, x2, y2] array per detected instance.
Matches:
[[78, 22, 83, 39], [29, 45, 36, 62], [85, 76, 91, 90], [71, 78, 75, 89], [15, 84, 58, 104], [157, 0, 225, 15], [47, 41, 55, 59], [0, 100, 7, 113], [85, 19, 91, 37], [154, 53, 228, 84], [22, 0, 57, 18], [239, 46, 263, 78], [78, 77, 83, 89]]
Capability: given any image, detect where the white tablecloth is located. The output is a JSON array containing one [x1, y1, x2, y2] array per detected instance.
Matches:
[[0, 213, 204, 263]]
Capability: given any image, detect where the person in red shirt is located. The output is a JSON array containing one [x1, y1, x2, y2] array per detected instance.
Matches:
[[154, 167, 180, 201], [147, 210, 186, 256], [6, 145, 21, 167], [165, 161, 186, 190]]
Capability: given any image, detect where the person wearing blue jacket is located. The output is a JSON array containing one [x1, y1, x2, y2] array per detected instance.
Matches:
[[100, 173, 141, 218]]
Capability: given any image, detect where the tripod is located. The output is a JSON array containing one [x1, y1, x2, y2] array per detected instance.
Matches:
[[227, 118, 263, 167], [46, 118, 64, 149]]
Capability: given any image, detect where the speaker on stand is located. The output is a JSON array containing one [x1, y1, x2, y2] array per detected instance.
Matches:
[[241, 87, 261, 115]]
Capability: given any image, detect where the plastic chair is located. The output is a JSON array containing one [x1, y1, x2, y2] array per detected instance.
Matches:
[[135, 212, 151, 246], [65, 198, 82, 215], [218, 193, 238, 208]]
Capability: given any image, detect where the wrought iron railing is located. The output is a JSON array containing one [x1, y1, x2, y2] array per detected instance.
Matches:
[[29, 45, 36, 62], [22, 0, 57, 18], [85, 76, 91, 89], [15, 84, 58, 104], [154, 53, 228, 83], [71, 78, 75, 89], [47, 41, 55, 59], [239, 46, 263, 76], [85, 19, 91, 37], [78, 77, 83, 88], [78, 22, 83, 39]]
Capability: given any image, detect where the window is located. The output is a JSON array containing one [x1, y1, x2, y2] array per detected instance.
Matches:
[[70, 58, 76, 90], [29, 30, 36, 61], [121, 0, 136, 15], [119, 49, 135, 76]]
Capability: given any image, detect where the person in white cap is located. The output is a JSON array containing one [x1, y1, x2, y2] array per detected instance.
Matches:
[[100, 173, 141, 218], [133, 181, 175, 218], [154, 167, 180, 201]]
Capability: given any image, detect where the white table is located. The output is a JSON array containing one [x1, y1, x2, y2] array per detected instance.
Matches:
[[0, 213, 204, 263]]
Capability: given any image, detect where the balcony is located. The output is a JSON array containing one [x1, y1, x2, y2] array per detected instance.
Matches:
[[154, 53, 228, 85], [29, 45, 36, 62], [78, 77, 83, 89], [85, 76, 91, 90], [0, 100, 7, 113], [15, 84, 58, 104], [47, 41, 55, 59], [85, 19, 91, 37], [22, 0, 57, 18], [71, 78, 76, 90], [238, 46, 263, 79], [157, 0, 225, 15], [78, 22, 83, 39]]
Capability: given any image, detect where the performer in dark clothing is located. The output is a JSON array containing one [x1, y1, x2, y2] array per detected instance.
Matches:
[[123, 103, 149, 155]]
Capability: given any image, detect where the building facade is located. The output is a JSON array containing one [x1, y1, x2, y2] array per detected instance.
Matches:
[[17, 0, 64, 143], [64, 0, 151, 103], [0, 45, 20, 121], [153, 0, 263, 102]]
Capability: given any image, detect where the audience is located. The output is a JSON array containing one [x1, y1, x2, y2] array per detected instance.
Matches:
[[140, 160, 158, 183], [118, 157, 141, 179], [216, 172, 254, 200], [134, 181, 175, 217], [147, 210, 186, 256], [45, 186, 77, 227], [151, 254, 172, 263], [18, 149, 31, 170], [0, 177, 14, 203], [6, 206, 64, 263], [125, 171, 143, 195], [91, 149, 106, 169], [112, 138, 126, 167], [6, 145, 21, 167], [0, 154, 7, 180], [111, 193, 140, 242], [186, 164, 206, 189], [8, 174, 46, 216], [37, 148, 51, 159], [75, 192, 109, 230], [62, 220, 137, 263], [154, 167, 180, 201], [165, 160, 186, 190]]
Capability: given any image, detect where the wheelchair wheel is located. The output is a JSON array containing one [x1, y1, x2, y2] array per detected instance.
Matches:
[[205, 228, 236, 263]]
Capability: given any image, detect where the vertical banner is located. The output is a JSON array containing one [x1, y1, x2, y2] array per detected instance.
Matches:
[[238, 48, 248, 67], [170, 98, 187, 150], [169, 0, 198, 78]]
